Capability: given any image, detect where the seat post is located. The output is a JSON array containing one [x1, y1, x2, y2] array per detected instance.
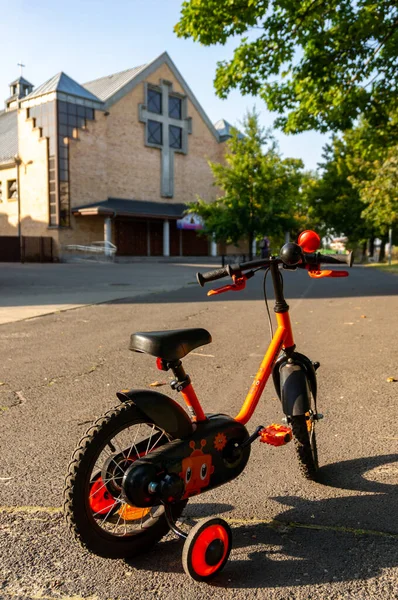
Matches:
[[169, 361, 207, 423]]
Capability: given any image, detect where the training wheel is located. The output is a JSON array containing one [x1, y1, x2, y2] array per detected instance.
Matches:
[[182, 517, 232, 582]]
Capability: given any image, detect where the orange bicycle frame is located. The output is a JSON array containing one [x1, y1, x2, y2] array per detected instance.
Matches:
[[234, 310, 294, 425], [179, 261, 295, 426]]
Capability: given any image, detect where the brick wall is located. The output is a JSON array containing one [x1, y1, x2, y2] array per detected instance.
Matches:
[[0, 165, 18, 234], [15, 109, 62, 253], [68, 63, 225, 210]]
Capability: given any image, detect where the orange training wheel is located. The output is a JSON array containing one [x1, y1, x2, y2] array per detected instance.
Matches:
[[182, 517, 232, 581]]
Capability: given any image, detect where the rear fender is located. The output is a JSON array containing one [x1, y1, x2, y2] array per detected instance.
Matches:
[[116, 389, 193, 439]]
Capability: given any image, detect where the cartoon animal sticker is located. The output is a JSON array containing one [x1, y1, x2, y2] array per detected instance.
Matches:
[[179, 439, 214, 499]]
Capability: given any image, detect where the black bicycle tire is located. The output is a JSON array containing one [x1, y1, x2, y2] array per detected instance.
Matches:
[[63, 401, 187, 559], [291, 414, 319, 481]]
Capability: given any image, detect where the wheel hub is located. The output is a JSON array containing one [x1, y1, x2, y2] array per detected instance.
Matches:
[[205, 539, 225, 566]]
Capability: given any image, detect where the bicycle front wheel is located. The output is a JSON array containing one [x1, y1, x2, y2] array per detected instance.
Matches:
[[290, 394, 319, 481]]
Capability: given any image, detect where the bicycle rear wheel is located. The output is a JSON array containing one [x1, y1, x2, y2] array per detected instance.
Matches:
[[63, 401, 187, 558]]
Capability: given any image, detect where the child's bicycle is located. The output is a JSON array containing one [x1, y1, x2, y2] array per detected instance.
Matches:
[[64, 230, 353, 582]]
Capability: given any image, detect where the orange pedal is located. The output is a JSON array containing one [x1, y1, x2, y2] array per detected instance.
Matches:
[[259, 424, 292, 446]]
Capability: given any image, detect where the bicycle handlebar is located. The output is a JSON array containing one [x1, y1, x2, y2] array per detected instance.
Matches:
[[312, 251, 354, 267], [196, 249, 354, 286], [196, 266, 232, 287]]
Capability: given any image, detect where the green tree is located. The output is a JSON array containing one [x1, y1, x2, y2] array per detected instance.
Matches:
[[305, 114, 398, 258], [355, 147, 398, 231], [290, 170, 323, 236], [349, 144, 398, 258], [187, 110, 303, 258], [175, 0, 398, 134], [310, 138, 372, 247]]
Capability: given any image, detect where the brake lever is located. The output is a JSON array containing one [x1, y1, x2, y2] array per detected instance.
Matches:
[[208, 272, 253, 296], [307, 266, 349, 278]]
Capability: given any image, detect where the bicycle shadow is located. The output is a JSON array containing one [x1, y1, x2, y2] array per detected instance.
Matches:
[[127, 454, 398, 588]]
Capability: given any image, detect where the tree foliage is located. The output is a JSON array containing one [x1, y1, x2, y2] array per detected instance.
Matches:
[[305, 113, 398, 245], [175, 0, 398, 133], [309, 138, 372, 243], [186, 110, 303, 256], [351, 146, 398, 232]]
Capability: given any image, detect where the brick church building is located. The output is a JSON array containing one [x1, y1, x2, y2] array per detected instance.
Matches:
[[0, 52, 236, 259]]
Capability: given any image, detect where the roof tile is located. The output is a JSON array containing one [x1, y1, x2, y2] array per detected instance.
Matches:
[[83, 65, 147, 101]]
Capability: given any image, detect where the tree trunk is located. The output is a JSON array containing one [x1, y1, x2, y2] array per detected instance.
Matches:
[[378, 235, 388, 262], [361, 241, 367, 262], [248, 231, 254, 260], [368, 236, 375, 259]]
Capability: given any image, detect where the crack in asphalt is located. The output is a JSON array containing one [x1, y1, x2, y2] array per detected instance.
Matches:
[[0, 359, 106, 407], [1, 506, 397, 540]]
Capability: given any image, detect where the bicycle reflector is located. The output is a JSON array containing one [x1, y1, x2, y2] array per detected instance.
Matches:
[[298, 230, 321, 253]]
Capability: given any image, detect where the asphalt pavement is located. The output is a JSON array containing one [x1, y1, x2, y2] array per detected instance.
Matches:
[[0, 262, 397, 600]]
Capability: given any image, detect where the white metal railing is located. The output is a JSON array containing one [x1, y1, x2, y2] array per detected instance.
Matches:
[[62, 241, 117, 261]]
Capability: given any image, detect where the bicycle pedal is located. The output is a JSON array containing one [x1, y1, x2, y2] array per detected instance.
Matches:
[[259, 424, 292, 446]]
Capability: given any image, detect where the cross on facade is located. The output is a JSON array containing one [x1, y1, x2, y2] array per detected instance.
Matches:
[[17, 62, 25, 76], [139, 79, 192, 197]]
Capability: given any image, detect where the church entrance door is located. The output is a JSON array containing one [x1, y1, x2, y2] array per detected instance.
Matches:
[[115, 218, 147, 256], [182, 230, 209, 256]]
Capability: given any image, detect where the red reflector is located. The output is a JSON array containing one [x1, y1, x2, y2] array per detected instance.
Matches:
[[156, 358, 165, 371], [298, 230, 321, 252]]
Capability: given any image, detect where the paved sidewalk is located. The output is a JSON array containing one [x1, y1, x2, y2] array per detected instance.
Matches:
[[0, 260, 216, 325]]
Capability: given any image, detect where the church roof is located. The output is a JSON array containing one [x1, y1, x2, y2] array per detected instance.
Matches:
[[72, 198, 187, 219], [0, 110, 18, 165], [9, 76, 33, 88], [82, 52, 221, 141], [214, 119, 243, 140], [83, 65, 147, 102], [24, 72, 103, 105]]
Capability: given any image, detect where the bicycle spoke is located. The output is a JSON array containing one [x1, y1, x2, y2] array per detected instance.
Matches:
[[86, 418, 172, 539]]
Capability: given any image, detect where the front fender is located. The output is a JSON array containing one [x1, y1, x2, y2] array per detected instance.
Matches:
[[279, 364, 310, 416], [272, 351, 317, 401], [116, 389, 193, 439], [272, 352, 317, 417]]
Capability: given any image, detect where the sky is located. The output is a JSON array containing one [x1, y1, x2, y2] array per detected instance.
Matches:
[[0, 0, 329, 171]]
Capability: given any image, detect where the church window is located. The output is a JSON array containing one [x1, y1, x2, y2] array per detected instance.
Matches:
[[148, 120, 162, 145], [7, 180, 17, 200], [148, 88, 162, 114], [169, 96, 182, 120], [55, 101, 95, 227], [169, 125, 182, 149]]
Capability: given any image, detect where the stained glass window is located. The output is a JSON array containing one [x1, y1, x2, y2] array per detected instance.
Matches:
[[148, 89, 162, 114], [169, 125, 182, 149], [148, 120, 162, 145], [169, 96, 182, 120]]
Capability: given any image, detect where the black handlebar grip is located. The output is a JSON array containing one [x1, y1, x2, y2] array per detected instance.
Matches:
[[196, 266, 231, 287], [318, 251, 354, 267]]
